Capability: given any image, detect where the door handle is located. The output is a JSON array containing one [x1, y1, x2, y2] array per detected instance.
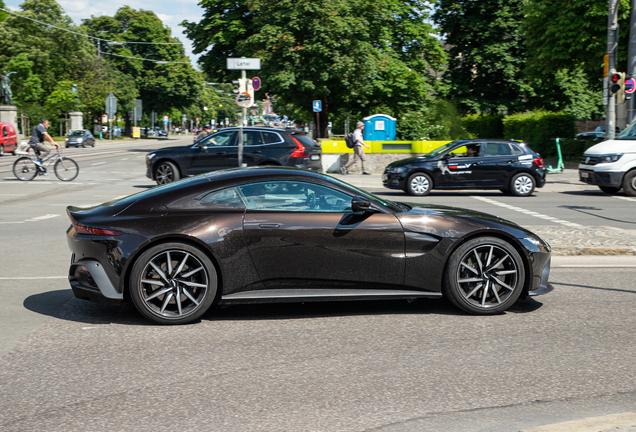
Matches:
[[259, 224, 280, 229], [507, 160, 515, 163]]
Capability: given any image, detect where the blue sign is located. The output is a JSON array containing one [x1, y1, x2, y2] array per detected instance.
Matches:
[[313, 100, 322, 112], [283, 116, 288, 122]]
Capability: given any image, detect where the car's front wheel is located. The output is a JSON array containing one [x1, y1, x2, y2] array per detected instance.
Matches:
[[623, 170, 636, 197], [155, 161, 180, 185], [129, 243, 218, 325], [406, 172, 432, 196], [443, 237, 525, 315], [510, 173, 535, 196]]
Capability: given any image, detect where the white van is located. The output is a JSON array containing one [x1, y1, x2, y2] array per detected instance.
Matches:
[[578, 123, 636, 196]]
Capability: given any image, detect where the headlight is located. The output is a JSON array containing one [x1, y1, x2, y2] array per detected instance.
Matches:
[[77, 138, 83, 142], [524, 236, 543, 246], [147, 153, 156, 160], [598, 154, 623, 163], [387, 166, 407, 174]]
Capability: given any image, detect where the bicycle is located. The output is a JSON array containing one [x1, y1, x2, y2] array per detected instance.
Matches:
[[13, 147, 79, 181]]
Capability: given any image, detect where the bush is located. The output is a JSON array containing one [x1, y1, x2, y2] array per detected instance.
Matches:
[[463, 113, 504, 138], [502, 111, 576, 157], [397, 100, 473, 141]]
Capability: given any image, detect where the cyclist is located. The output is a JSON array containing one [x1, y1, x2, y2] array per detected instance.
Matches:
[[28, 118, 59, 166]]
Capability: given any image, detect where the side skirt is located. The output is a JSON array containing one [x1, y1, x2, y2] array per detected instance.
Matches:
[[220, 288, 442, 305]]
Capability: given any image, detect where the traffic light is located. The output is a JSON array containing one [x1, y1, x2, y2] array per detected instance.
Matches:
[[232, 78, 248, 94], [610, 72, 626, 103]]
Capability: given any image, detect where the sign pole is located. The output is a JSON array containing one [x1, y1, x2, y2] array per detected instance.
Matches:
[[239, 69, 246, 167]]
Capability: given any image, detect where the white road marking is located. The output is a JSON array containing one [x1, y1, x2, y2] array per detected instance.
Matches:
[[0, 194, 26, 196], [0, 276, 67, 280], [121, 158, 129, 160], [91, 162, 107, 166], [24, 214, 60, 222], [472, 196, 583, 227], [613, 196, 636, 202], [0, 221, 25, 224], [555, 264, 636, 268]]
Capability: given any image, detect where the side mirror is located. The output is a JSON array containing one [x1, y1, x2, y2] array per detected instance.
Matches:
[[442, 153, 452, 160], [351, 195, 376, 213]]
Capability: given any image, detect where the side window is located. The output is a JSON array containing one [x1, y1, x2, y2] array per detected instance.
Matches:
[[243, 131, 264, 146], [199, 187, 245, 208], [2, 127, 7, 137], [510, 144, 524, 156], [484, 143, 512, 156], [450, 142, 481, 158], [201, 131, 237, 147], [238, 181, 353, 212], [262, 132, 284, 144]]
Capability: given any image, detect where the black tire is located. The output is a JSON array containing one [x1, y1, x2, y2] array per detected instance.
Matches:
[[499, 188, 510, 195], [155, 161, 180, 185], [129, 243, 217, 325], [443, 236, 525, 315], [599, 186, 621, 195], [0, 145, 4, 156], [54, 158, 79, 181], [622, 170, 636, 197], [65, 145, 69, 148], [11, 145, 17, 156], [510, 173, 535, 196], [406, 172, 433, 196], [13, 157, 37, 181]]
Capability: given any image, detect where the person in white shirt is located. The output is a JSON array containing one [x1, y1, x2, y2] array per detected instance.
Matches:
[[340, 121, 371, 175]]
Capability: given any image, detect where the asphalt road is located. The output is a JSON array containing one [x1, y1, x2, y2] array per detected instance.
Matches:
[[1, 139, 635, 431]]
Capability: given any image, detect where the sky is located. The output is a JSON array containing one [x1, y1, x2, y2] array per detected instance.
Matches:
[[5, 0, 204, 67]]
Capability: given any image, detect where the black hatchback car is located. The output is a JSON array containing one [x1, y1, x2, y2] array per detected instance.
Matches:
[[383, 139, 546, 196], [146, 127, 322, 184]]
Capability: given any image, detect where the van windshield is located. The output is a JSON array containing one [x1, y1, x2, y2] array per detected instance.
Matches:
[[617, 121, 636, 140]]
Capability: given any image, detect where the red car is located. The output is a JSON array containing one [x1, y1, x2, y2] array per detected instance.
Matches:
[[0, 122, 18, 156]]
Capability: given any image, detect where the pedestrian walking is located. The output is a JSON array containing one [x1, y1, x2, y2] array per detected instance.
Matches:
[[341, 121, 371, 175]]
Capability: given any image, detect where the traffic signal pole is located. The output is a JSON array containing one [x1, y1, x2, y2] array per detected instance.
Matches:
[[628, 0, 636, 124], [607, 0, 620, 140]]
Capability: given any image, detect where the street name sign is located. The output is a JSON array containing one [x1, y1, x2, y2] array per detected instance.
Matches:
[[226, 58, 261, 70]]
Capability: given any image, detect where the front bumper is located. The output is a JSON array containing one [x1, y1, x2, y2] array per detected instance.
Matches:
[[578, 167, 623, 187], [528, 256, 553, 296]]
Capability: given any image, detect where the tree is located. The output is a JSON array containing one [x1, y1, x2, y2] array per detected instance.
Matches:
[[6, 53, 43, 111], [434, 0, 530, 114], [183, 0, 446, 136], [82, 7, 204, 115]]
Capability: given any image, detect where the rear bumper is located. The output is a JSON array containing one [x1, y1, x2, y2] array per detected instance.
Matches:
[[68, 256, 124, 306]]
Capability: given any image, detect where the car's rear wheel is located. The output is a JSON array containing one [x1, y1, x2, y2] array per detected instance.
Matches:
[[443, 236, 525, 315], [623, 170, 636, 197], [155, 161, 180, 185], [510, 173, 535, 196], [129, 243, 217, 325], [406, 172, 432, 196], [0, 145, 4, 156], [599, 186, 621, 194]]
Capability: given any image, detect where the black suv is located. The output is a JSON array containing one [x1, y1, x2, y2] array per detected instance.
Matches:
[[382, 139, 546, 196], [146, 127, 322, 184]]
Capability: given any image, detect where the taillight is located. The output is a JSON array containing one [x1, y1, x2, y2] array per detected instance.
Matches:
[[68, 213, 123, 236], [534, 157, 544, 167], [290, 136, 307, 157]]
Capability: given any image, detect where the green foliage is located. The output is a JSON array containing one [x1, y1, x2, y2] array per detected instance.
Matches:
[[463, 113, 504, 138], [6, 53, 43, 107], [46, 80, 80, 114], [183, 0, 446, 135], [0, 0, 6, 21], [398, 100, 472, 141], [434, 0, 530, 114], [502, 111, 577, 157]]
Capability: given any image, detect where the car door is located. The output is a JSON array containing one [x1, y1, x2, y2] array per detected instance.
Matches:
[[434, 142, 485, 187], [85, 131, 94, 146], [240, 180, 406, 289], [232, 130, 267, 167], [188, 130, 238, 175], [479, 142, 517, 187]]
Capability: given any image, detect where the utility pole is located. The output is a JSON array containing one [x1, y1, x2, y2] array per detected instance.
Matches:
[[628, 0, 636, 124], [607, 0, 620, 139]]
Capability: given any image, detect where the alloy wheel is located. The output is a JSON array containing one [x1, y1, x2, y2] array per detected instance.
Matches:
[[156, 164, 175, 184], [455, 244, 520, 309], [513, 175, 534, 195], [409, 174, 431, 195], [138, 249, 210, 320]]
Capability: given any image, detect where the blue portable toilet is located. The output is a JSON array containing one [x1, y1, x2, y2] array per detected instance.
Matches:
[[363, 114, 396, 141]]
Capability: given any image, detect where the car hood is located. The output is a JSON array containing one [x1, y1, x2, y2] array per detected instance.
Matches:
[[387, 156, 433, 167], [584, 139, 636, 155], [395, 202, 541, 240], [149, 145, 193, 155]]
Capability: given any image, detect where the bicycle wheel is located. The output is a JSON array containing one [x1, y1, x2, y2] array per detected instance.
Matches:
[[54, 157, 79, 181], [13, 157, 38, 181]]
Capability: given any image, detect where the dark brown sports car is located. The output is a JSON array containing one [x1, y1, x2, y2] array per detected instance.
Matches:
[[66, 167, 553, 324]]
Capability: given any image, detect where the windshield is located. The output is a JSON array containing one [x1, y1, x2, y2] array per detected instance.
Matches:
[[426, 141, 464, 157], [68, 130, 85, 136], [617, 120, 636, 140]]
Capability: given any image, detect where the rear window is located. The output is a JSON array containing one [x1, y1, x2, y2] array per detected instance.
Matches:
[[293, 134, 317, 147], [262, 131, 284, 144]]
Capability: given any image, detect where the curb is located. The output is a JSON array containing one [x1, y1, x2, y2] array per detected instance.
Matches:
[[551, 246, 636, 256], [520, 412, 636, 431]]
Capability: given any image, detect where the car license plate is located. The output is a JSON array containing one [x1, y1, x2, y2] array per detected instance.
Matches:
[[580, 171, 590, 178], [310, 154, 320, 161]]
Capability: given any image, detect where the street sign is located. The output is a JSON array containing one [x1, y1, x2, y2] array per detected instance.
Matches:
[[252, 77, 261, 91], [105, 92, 117, 119], [133, 99, 142, 122], [313, 100, 322, 112], [236, 92, 252, 108], [625, 78, 635, 93], [226, 58, 261, 70]]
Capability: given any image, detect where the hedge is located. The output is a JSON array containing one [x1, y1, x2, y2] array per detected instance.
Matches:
[[462, 113, 504, 139], [502, 111, 577, 158]]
